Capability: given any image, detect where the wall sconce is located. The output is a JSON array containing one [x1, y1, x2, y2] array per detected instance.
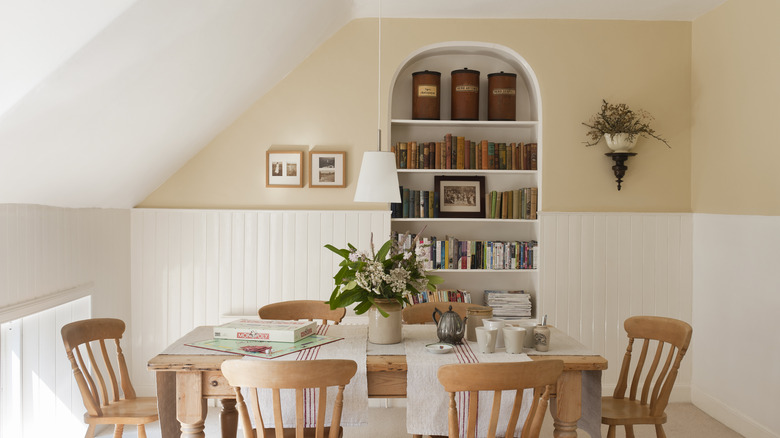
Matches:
[[605, 152, 636, 191]]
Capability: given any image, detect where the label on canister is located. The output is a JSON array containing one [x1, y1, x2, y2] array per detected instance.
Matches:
[[455, 85, 479, 93], [417, 85, 437, 97], [492, 88, 516, 95]]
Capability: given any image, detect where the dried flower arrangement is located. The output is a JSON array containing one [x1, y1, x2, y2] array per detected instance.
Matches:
[[583, 100, 670, 148]]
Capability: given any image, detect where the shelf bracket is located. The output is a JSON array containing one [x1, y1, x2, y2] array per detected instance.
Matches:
[[604, 152, 637, 191]]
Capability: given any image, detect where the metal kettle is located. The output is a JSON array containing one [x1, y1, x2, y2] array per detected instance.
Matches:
[[433, 305, 467, 344]]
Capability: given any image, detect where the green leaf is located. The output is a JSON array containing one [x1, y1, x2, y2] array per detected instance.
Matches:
[[325, 244, 351, 259], [374, 239, 393, 261]]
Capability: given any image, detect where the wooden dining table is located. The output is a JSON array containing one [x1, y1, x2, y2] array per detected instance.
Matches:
[[148, 326, 607, 438]]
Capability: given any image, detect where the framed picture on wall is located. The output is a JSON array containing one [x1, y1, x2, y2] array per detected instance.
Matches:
[[266, 150, 304, 188], [309, 151, 346, 188], [434, 175, 486, 218]]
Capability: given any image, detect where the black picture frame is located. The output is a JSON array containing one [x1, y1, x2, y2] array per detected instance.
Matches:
[[434, 175, 486, 218]]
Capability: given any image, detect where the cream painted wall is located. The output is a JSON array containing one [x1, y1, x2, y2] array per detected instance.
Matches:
[[139, 18, 691, 212], [692, 0, 780, 216]]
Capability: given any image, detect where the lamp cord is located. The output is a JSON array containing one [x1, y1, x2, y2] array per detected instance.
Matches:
[[377, 0, 382, 152]]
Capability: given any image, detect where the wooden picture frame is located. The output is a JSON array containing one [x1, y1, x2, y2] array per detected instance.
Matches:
[[309, 151, 346, 188], [266, 151, 304, 188], [434, 175, 486, 218]]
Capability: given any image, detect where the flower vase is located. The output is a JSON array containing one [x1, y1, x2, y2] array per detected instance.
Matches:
[[604, 133, 638, 152], [368, 299, 402, 344]]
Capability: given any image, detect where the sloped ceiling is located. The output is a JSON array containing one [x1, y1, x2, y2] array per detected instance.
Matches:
[[0, 0, 726, 208]]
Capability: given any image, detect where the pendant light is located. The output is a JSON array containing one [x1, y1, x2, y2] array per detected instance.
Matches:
[[353, 0, 401, 203]]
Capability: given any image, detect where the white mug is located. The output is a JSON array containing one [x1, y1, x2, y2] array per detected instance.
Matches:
[[503, 327, 527, 354], [475, 326, 497, 353], [482, 318, 506, 348], [513, 319, 537, 348]]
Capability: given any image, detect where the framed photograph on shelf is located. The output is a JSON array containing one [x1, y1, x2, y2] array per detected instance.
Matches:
[[266, 150, 304, 188], [309, 151, 346, 188], [434, 175, 486, 218]]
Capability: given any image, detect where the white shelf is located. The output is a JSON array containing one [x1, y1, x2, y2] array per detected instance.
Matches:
[[392, 218, 538, 224], [434, 269, 538, 273], [391, 119, 539, 128], [397, 169, 536, 175]]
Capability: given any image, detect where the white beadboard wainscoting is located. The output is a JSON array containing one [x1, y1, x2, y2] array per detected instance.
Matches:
[[539, 212, 693, 398], [129, 209, 391, 393], [692, 214, 780, 438], [0, 204, 130, 438]]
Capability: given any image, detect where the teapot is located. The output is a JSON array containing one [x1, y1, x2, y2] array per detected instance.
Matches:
[[433, 305, 467, 344]]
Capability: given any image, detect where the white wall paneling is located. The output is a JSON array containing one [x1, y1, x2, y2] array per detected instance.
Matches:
[[540, 212, 693, 398], [130, 209, 391, 393], [692, 214, 780, 438]]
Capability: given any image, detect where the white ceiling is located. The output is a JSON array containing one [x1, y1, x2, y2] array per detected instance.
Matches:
[[0, 0, 727, 208]]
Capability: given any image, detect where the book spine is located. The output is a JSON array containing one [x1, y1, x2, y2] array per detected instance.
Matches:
[[399, 143, 407, 169], [445, 134, 452, 169]]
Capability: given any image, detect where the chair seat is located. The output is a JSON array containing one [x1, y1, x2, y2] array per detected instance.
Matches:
[[601, 397, 667, 426], [84, 397, 159, 425], [254, 426, 343, 437]]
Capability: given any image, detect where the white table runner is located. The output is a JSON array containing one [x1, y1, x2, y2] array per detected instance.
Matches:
[[403, 325, 533, 437]]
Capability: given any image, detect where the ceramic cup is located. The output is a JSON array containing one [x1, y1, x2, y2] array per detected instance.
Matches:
[[512, 319, 537, 348], [475, 326, 497, 353], [482, 318, 506, 348], [502, 326, 527, 354]]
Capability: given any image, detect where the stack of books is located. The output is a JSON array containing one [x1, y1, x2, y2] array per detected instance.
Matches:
[[405, 234, 538, 270], [483, 290, 533, 318]]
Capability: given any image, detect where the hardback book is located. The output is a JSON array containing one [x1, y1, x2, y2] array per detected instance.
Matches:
[[456, 136, 465, 169], [398, 143, 407, 169], [529, 143, 538, 170], [445, 134, 452, 169], [213, 319, 317, 343], [481, 140, 489, 170]]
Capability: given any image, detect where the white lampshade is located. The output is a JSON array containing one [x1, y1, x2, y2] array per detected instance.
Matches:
[[353, 151, 401, 203]]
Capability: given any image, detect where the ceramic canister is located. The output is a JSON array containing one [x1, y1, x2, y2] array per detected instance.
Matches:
[[412, 70, 441, 120], [451, 68, 480, 120]]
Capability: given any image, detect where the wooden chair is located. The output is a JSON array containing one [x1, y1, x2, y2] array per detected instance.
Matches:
[[402, 301, 492, 324], [602, 315, 693, 438], [61, 318, 158, 438], [258, 300, 346, 325], [221, 359, 358, 438], [436, 360, 564, 438]]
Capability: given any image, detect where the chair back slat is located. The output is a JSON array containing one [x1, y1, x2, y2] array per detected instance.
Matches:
[[640, 340, 664, 404], [258, 300, 346, 325], [98, 339, 120, 402], [437, 360, 564, 438], [272, 389, 284, 437], [85, 343, 110, 406], [116, 340, 136, 399], [628, 339, 649, 401], [505, 389, 523, 436], [221, 359, 357, 438]]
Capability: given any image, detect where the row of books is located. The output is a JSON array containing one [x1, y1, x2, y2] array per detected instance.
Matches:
[[392, 135, 537, 171], [391, 186, 538, 220], [414, 236, 538, 270], [393, 187, 438, 218], [408, 289, 472, 305], [483, 290, 533, 318]]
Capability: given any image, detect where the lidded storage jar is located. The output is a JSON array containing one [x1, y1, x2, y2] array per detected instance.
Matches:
[[487, 71, 517, 121], [412, 70, 441, 120], [451, 68, 480, 120], [465, 306, 493, 342]]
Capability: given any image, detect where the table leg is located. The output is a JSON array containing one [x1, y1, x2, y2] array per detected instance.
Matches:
[[220, 398, 238, 438], [177, 371, 208, 438], [156, 371, 181, 438], [550, 370, 582, 438]]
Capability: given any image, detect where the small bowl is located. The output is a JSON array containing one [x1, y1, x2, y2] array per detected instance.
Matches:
[[425, 342, 454, 354]]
